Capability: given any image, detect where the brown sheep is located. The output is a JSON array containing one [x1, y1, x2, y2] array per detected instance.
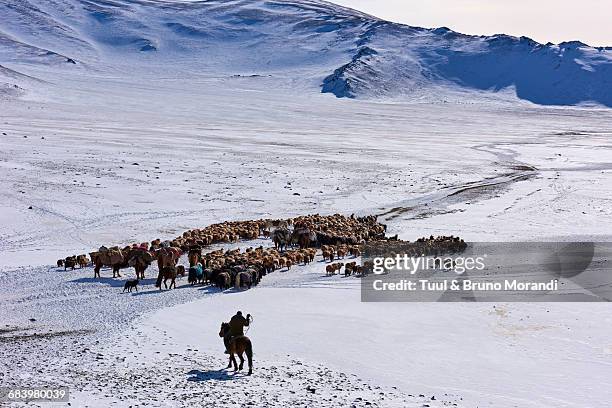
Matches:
[[344, 261, 357, 276], [76, 254, 89, 268]]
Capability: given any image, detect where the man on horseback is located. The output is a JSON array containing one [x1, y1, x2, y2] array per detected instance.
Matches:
[[224, 311, 251, 353], [219, 315, 254, 375]]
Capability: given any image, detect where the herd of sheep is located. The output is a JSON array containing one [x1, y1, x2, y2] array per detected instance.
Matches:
[[56, 213, 466, 291]]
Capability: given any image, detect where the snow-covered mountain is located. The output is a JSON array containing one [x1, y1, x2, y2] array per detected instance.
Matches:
[[1, 0, 611, 106]]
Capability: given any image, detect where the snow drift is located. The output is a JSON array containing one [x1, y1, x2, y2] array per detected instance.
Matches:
[[0, 0, 610, 106]]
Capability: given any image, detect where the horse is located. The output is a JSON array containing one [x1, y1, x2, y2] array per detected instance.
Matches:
[[272, 228, 291, 252], [219, 322, 253, 375], [202, 268, 214, 284], [248, 268, 261, 286], [133, 258, 150, 279], [216, 272, 231, 290], [235, 271, 252, 289], [155, 265, 177, 290], [291, 228, 311, 249]]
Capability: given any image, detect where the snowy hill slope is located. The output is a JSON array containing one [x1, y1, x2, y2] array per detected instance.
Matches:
[[0, 0, 611, 106]]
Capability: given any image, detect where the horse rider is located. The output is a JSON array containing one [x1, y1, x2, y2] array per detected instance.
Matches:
[[224, 311, 251, 353]]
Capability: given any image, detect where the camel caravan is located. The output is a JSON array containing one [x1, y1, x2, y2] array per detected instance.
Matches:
[[56, 213, 466, 290]]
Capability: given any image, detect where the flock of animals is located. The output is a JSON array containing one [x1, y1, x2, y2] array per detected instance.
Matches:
[[56, 213, 466, 292]]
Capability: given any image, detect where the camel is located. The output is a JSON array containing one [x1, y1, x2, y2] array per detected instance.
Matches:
[[156, 246, 181, 272], [91, 247, 125, 278]]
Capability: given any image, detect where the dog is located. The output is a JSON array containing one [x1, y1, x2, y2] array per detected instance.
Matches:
[[123, 279, 139, 293]]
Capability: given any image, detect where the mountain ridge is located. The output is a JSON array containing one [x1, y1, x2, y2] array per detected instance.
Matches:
[[0, 0, 610, 106]]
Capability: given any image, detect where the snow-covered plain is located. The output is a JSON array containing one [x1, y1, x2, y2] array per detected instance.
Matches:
[[2, 72, 612, 266], [1, 0, 612, 407]]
